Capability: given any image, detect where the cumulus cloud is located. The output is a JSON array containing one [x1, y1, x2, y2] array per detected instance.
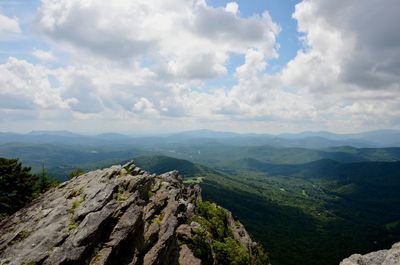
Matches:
[[36, 0, 279, 80], [306, 0, 400, 90], [0, 57, 72, 111], [1, 0, 400, 133], [290, 0, 400, 92], [194, 0, 400, 130], [249, 0, 400, 130], [0, 12, 21, 39]]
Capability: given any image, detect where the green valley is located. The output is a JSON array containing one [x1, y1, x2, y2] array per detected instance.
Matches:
[[1, 132, 400, 265]]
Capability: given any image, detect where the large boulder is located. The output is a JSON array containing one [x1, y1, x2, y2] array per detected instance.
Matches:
[[0, 161, 268, 265]]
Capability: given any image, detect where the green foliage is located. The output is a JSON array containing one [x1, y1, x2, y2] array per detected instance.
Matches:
[[68, 168, 85, 179], [68, 217, 81, 231], [71, 197, 84, 209], [0, 212, 7, 221], [115, 187, 128, 201], [189, 201, 269, 265], [36, 163, 58, 193], [212, 237, 250, 265], [151, 214, 163, 225], [201, 164, 400, 265], [0, 158, 39, 218], [385, 220, 400, 231], [190, 230, 213, 264], [2, 141, 400, 265], [253, 244, 270, 265], [0, 158, 57, 220], [195, 201, 229, 239], [183, 177, 204, 184], [148, 190, 155, 198]]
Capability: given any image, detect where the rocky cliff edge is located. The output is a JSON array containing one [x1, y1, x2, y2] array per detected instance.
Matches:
[[0, 161, 269, 265]]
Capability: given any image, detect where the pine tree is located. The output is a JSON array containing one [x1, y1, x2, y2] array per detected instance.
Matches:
[[0, 158, 39, 218], [37, 163, 55, 193]]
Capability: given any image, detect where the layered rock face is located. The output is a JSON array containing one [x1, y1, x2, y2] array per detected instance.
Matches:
[[0, 161, 268, 265], [340, 242, 400, 265]]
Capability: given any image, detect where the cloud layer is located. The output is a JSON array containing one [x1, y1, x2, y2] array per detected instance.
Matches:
[[0, 0, 399, 133]]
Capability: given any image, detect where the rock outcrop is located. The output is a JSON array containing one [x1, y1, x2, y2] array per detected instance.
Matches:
[[340, 242, 400, 265], [0, 161, 269, 265]]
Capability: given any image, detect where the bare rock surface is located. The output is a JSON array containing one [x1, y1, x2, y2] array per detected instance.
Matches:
[[0, 161, 266, 265], [340, 242, 400, 265]]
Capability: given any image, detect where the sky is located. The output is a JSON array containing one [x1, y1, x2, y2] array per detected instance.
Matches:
[[0, 0, 399, 134]]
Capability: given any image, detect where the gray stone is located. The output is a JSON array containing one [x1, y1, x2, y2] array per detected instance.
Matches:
[[179, 244, 201, 265], [0, 162, 264, 265], [340, 242, 400, 265]]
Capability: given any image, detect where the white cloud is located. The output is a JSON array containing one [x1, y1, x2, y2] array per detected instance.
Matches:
[[36, 0, 279, 80], [236, 49, 266, 80], [1, 0, 400, 133], [133, 97, 159, 115], [225, 2, 239, 15], [0, 12, 21, 38], [288, 0, 400, 92], [32, 49, 57, 62], [0, 57, 73, 112], [264, 0, 400, 130]]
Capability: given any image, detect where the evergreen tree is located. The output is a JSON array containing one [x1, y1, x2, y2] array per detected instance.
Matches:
[[37, 163, 56, 193], [0, 158, 39, 218]]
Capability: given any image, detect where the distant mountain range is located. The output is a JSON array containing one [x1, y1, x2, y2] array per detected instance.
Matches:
[[1, 129, 400, 148]]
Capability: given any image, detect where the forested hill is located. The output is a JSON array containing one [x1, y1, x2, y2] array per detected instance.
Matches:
[[1, 132, 400, 265], [135, 155, 400, 265]]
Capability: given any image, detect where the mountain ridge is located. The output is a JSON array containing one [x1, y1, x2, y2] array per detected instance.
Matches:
[[2, 129, 400, 148]]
